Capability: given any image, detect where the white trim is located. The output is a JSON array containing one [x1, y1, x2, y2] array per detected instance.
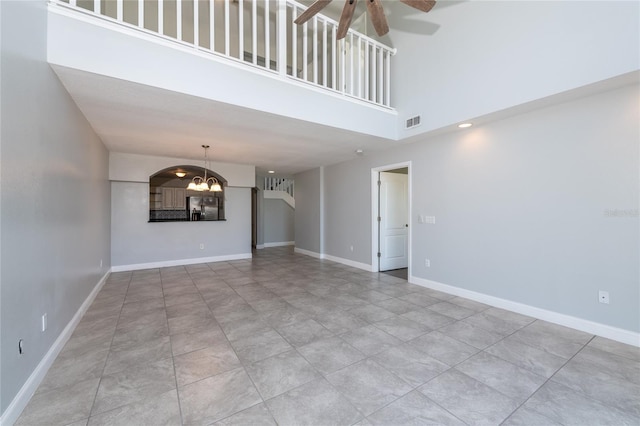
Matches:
[[371, 162, 412, 275], [409, 275, 640, 348], [263, 190, 295, 209], [111, 253, 252, 272], [1, 271, 110, 426], [263, 241, 295, 248], [294, 248, 374, 272], [47, 2, 397, 114], [323, 254, 375, 272], [294, 247, 323, 259], [256, 244, 265, 250]]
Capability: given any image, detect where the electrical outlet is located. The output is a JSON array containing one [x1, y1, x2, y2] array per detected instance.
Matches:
[[598, 290, 610, 304], [425, 216, 436, 224], [425, 259, 431, 268], [418, 215, 424, 224], [42, 313, 47, 332], [100, 259, 103, 268], [350, 246, 354, 252], [199, 243, 205, 250]]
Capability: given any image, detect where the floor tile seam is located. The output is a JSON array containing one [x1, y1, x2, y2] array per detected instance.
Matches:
[[545, 335, 640, 416], [162, 268, 189, 426], [489, 319, 591, 365], [293, 339, 365, 377], [458, 314, 530, 337], [466, 321, 554, 380], [364, 378, 467, 426], [368, 319, 433, 342], [496, 334, 599, 424], [87, 274, 134, 420], [580, 342, 640, 369]]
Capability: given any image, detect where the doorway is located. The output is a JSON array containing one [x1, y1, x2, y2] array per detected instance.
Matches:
[[371, 162, 412, 278]]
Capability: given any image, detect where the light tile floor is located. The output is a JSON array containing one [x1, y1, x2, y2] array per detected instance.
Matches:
[[17, 247, 640, 425]]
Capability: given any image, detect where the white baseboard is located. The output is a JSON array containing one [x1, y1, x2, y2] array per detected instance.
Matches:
[[256, 244, 265, 250], [1, 270, 110, 426], [294, 247, 323, 259], [111, 253, 253, 272], [322, 254, 375, 272], [294, 248, 374, 272], [263, 241, 295, 248], [409, 275, 640, 348]]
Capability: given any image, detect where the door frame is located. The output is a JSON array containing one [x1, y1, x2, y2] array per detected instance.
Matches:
[[371, 161, 412, 275]]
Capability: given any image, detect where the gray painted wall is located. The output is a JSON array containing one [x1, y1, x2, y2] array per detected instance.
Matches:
[[319, 83, 639, 333], [1, 0, 111, 414], [263, 199, 294, 244], [111, 183, 251, 267], [294, 168, 322, 253]]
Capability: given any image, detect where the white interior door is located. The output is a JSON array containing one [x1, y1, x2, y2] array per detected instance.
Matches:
[[379, 171, 408, 271]]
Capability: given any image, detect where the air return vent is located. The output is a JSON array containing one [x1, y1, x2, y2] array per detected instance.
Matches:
[[405, 115, 422, 129]]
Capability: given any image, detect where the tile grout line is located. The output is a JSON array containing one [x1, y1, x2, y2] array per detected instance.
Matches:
[[497, 333, 598, 425], [86, 271, 134, 422]]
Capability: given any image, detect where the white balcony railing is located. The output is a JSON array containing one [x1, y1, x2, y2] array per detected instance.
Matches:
[[264, 177, 294, 197], [52, 0, 396, 108]]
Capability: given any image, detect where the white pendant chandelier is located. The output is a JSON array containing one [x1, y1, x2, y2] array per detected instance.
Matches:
[[187, 145, 223, 192]]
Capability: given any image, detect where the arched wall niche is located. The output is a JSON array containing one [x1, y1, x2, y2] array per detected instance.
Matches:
[[149, 165, 227, 222]]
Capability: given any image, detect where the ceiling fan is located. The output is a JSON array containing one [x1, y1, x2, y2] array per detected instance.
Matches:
[[294, 0, 436, 39]]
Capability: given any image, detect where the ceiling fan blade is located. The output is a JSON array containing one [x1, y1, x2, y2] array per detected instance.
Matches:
[[294, 0, 333, 25], [399, 0, 436, 13], [337, 0, 358, 39], [366, 0, 389, 37]]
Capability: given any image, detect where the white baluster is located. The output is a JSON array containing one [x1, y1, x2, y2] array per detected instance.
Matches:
[[331, 25, 337, 89], [138, 0, 144, 28], [302, 21, 308, 81], [93, 0, 100, 14], [225, 0, 230, 55], [378, 45, 383, 104], [292, 6, 297, 77], [159, 0, 164, 34], [117, 0, 123, 20], [194, 0, 199, 46], [322, 20, 327, 87], [313, 16, 318, 84], [277, 0, 286, 76], [252, 0, 257, 64], [364, 41, 369, 101], [349, 32, 354, 95], [177, 0, 182, 40], [239, 0, 244, 60], [385, 49, 391, 107], [265, 0, 270, 68], [209, 0, 214, 50]]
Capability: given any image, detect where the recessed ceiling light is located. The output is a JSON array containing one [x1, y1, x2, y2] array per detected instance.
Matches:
[[268, 170, 275, 174], [175, 172, 186, 178], [355, 149, 364, 155], [458, 122, 473, 129]]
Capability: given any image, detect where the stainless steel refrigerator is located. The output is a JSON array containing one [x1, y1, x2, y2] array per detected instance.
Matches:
[[188, 196, 219, 221]]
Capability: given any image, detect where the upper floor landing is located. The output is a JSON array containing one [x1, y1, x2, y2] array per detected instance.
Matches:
[[47, 0, 399, 142]]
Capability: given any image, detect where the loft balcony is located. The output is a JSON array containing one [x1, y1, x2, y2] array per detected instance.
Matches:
[[47, 0, 399, 141]]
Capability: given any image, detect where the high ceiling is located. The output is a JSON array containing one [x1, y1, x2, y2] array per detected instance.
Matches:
[[49, 0, 451, 176], [52, 65, 397, 176]]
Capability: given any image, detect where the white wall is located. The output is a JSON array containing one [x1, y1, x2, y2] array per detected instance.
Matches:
[[110, 153, 254, 269], [1, 0, 111, 419], [389, 0, 640, 138], [313, 82, 639, 337]]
